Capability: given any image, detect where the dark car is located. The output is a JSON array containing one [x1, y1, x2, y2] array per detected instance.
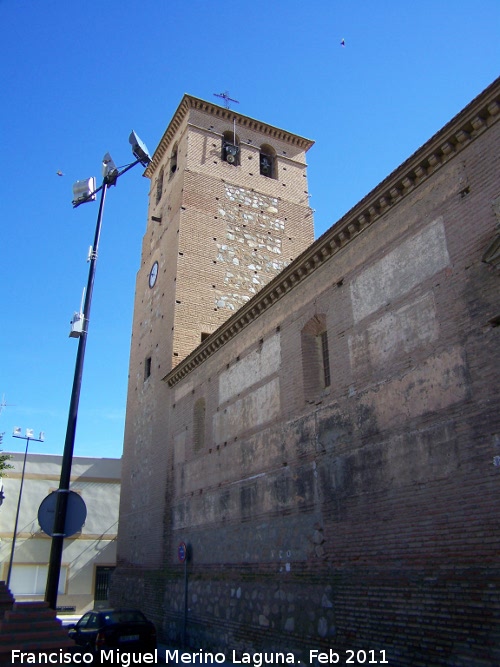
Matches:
[[68, 609, 157, 655]]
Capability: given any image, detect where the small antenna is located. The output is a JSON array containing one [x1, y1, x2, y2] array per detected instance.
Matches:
[[0, 394, 15, 416], [79, 287, 86, 315], [214, 91, 240, 109]]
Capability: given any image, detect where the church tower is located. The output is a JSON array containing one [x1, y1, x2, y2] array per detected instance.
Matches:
[[118, 96, 315, 568]]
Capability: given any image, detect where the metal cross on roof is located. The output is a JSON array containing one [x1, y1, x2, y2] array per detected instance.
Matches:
[[0, 394, 15, 416], [214, 91, 240, 109]]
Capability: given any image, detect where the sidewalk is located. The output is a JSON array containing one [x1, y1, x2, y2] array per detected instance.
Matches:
[[58, 614, 82, 626]]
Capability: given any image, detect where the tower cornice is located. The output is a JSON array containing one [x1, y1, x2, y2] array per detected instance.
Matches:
[[163, 77, 500, 388], [145, 94, 315, 178]]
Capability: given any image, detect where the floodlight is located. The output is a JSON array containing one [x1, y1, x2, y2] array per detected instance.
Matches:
[[102, 153, 118, 185], [72, 177, 97, 206], [129, 130, 151, 166], [26, 428, 34, 438], [13, 427, 21, 437]]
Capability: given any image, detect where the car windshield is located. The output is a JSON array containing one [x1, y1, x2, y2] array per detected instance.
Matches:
[[102, 611, 147, 625]]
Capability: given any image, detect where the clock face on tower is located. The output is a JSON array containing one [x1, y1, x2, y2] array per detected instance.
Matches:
[[149, 261, 158, 288]]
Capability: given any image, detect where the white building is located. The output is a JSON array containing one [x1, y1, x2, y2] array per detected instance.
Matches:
[[0, 453, 120, 614]]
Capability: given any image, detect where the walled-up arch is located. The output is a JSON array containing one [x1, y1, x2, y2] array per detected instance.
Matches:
[[301, 314, 331, 399]]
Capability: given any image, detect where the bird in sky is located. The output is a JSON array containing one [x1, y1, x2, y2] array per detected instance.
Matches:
[[340, 38, 345, 47], [56, 170, 64, 177]]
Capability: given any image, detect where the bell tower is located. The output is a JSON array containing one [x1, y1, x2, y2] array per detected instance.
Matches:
[[118, 96, 315, 567]]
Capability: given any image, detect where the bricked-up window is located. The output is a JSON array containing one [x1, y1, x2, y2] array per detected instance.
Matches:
[[222, 131, 240, 166], [156, 167, 164, 205], [193, 398, 206, 452], [301, 314, 331, 399], [260, 144, 277, 179], [170, 142, 178, 176]]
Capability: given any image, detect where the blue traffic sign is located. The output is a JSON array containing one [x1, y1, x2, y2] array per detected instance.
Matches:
[[178, 541, 187, 563]]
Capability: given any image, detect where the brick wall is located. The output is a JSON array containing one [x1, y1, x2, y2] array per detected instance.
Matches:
[[117, 99, 314, 570], [113, 83, 500, 665]]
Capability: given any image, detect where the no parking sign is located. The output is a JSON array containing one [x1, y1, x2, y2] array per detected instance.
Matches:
[[178, 541, 187, 563]]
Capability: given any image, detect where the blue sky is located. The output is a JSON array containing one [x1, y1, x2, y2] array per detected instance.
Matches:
[[1, 1, 498, 460]]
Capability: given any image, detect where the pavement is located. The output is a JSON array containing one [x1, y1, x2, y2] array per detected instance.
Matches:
[[58, 614, 82, 627]]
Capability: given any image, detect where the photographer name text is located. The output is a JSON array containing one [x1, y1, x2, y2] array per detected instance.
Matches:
[[12, 648, 389, 666]]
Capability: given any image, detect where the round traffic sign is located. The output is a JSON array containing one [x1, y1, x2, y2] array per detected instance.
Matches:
[[38, 491, 87, 537], [178, 541, 187, 563]]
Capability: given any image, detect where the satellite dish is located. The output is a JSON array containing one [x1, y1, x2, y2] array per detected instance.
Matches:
[[38, 491, 87, 537]]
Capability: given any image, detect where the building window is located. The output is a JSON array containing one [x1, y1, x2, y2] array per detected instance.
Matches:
[[95, 566, 115, 603], [301, 314, 331, 398], [222, 131, 240, 166], [155, 167, 164, 205], [193, 398, 206, 452], [259, 144, 277, 178], [144, 356, 152, 381], [10, 564, 67, 596], [170, 143, 178, 176]]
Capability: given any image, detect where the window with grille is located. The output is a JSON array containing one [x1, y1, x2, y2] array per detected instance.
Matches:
[[94, 566, 115, 602]]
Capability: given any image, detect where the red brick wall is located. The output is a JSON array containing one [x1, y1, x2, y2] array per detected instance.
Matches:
[[117, 102, 314, 569], [113, 84, 500, 666]]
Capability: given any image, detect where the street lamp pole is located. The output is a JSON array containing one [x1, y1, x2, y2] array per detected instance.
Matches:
[[44, 179, 108, 609], [7, 428, 45, 588], [44, 133, 151, 610]]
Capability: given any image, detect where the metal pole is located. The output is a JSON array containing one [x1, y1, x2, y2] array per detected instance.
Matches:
[[44, 181, 108, 609], [6, 438, 30, 588], [182, 558, 188, 647]]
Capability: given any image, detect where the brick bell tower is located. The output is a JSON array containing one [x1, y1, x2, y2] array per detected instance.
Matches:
[[117, 96, 315, 569]]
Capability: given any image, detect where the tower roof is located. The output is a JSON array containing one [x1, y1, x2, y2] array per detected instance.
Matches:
[[144, 94, 315, 178]]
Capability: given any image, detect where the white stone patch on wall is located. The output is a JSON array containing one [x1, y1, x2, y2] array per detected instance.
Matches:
[[350, 217, 450, 323], [214, 186, 286, 311], [348, 292, 439, 371], [224, 186, 279, 211], [219, 333, 281, 404], [213, 377, 280, 444]]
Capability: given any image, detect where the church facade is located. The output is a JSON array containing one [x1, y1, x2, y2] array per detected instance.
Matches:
[[112, 80, 500, 666]]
